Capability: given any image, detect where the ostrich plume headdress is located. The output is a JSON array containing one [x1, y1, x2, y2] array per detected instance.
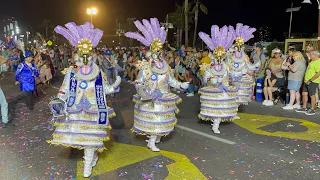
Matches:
[[229, 23, 256, 47], [13, 39, 25, 57], [54, 22, 103, 55], [198, 25, 235, 60], [125, 18, 166, 53]]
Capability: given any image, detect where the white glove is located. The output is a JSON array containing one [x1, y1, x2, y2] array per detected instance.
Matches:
[[180, 82, 189, 89], [112, 76, 121, 88], [211, 78, 218, 84]]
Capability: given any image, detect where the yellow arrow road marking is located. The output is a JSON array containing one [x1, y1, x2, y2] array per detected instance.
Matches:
[[234, 113, 320, 142], [76, 142, 206, 179]]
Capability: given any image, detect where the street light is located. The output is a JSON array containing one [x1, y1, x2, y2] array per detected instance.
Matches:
[[87, 7, 97, 24], [302, 0, 320, 49]]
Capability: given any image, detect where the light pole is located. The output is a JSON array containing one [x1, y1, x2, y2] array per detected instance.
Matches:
[[26, 31, 30, 44], [87, 7, 97, 24], [286, 2, 301, 38], [302, 0, 320, 49], [160, 14, 174, 38]]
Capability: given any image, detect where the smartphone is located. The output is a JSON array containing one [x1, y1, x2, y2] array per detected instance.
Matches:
[[266, 71, 271, 76]]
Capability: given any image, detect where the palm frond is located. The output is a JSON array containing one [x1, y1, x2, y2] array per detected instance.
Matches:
[[200, 3, 208, 14]]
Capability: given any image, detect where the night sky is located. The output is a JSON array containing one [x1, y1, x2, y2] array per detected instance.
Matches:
[[0, 0, 319, 42]]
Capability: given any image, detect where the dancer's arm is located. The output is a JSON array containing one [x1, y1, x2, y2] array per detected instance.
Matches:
[[56, 71, 71, 101], [102, 71, 121, 95], [15, 63, 24, 83]]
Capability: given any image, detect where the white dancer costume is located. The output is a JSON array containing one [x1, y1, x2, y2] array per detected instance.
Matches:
[[47, 22, 121, 178], [227, 24, 259, 105], [198, 25, 239, 134], [125, 18, 189, 152]]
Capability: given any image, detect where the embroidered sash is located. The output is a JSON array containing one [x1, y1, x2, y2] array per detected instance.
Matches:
[[95, 72, 108, 124], [67, 70, 77, 107], [67, 71, 108, 125]]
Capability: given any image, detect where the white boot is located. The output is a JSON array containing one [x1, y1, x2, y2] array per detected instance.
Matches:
[[156, 135, 161, 143], [91, 151, 98, 167], [147, 135, 160, 152], [146, 135, 161, 144], [83, 149, 95, 178], [211, 119, 221, 134]]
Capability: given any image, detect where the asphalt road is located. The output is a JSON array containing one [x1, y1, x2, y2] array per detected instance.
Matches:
[[0, 72, 319, 180]]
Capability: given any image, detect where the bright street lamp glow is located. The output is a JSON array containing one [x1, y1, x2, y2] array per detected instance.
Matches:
[[87, 8, 97, 15], [91, 8, 97, 15]]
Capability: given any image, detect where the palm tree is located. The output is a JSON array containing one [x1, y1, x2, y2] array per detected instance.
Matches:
[[40, 18, 51, 39], [192, 0, 208, 47], [169, 2, 194, 48], [169, 3, 184, 47], [127, 16, 136, 46], [184, 0, 189, 47]]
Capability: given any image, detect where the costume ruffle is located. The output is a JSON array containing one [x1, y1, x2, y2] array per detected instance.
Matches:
[[132, 93, 181, 136], [47, 106, 115, 152], [233, 77, 253, 105], [198, 86, 239, 121]]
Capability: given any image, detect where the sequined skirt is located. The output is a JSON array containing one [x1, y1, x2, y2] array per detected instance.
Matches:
[[47, 107, 115, 152], [233, 77, 253, 105], [132, 93, 181, 136], [198, 86, 239, 122]]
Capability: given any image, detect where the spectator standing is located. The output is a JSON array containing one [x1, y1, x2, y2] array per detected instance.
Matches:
[[0, 82, 8, 128], [296, 50, 320, 115], [251, 43, 266, 99], [283, 51, 306, 110]]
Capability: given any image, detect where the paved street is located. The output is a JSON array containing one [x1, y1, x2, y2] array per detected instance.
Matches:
[[0, 72, 319, 180]]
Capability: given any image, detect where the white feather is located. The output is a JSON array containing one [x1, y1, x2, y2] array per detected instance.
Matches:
[[14, 39, 25, 56]]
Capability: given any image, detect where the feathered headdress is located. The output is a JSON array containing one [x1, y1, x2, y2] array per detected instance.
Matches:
[[125, 18, 166, 53], [199, 25, 235, 62], [229, 23, 256, 48], [13, 39, 25, 56], [54, 22, 103, 56]]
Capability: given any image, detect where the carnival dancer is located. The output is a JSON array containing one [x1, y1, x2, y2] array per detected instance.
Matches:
[[47, 22, 121, 178], [125, 18, 189, 152], [227, 24, 258, 105], [10, 48, 20, 72], [198, 25, 239, 134], [15, 50, 39, 110]]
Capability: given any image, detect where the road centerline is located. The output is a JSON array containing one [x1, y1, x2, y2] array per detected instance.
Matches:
[[175, 125, 236, 145]]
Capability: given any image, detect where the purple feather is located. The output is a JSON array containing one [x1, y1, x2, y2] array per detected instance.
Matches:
[[54, 26, 77, 46], [199, 32, 215, 50], [219, 26, 228, 47], [142, 19, 155, 40], [234, 23, 256, 42], [211, 25, 220, 40], [125, 32, 150, 46], [236, 23, 242, 36], [55, 22, 103, 47], [91, 29, 103, 47], [65, 22, 80, 41], [228, 26, 236, 39], [150, 18, 160, 40], [76, 26, 84, 39], [134, 20, 153, 42], [81, 22, 93, 41], [225, 32, 234, 50]]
